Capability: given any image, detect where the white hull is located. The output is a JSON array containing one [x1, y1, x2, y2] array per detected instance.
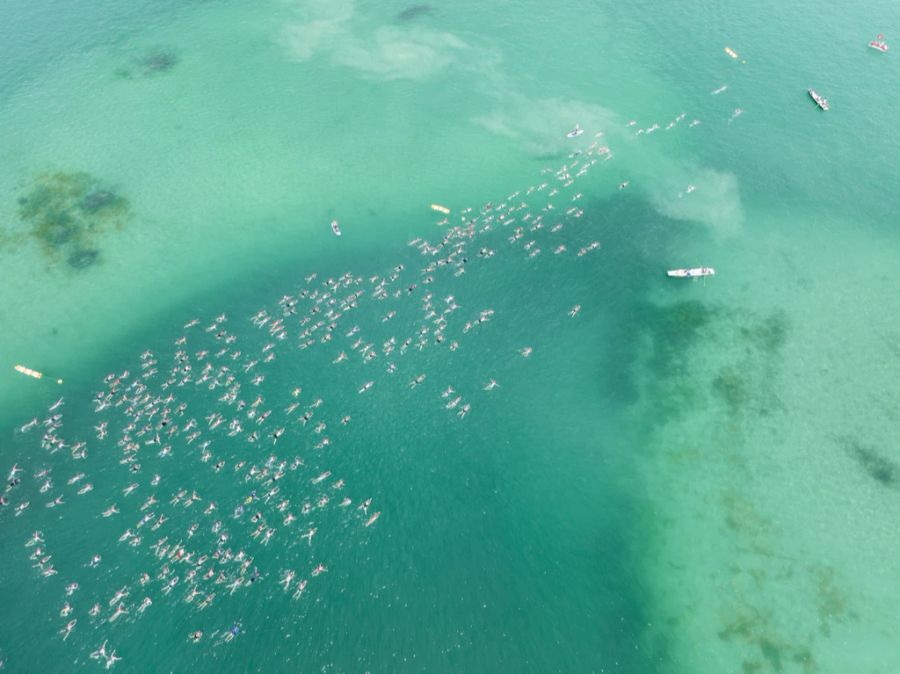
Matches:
[[667, 267, 715, 278]]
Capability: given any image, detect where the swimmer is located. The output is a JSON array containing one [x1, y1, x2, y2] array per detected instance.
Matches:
[[61, 619, 76, 641], [90, 641, 109, 661], [301, 528, 316, 545], [18, 418, 39, 433], [292, 579, 308, 599], [26, 531, 44, 547], [104, 650, 121, 669], [189, 630, 203, 643], [224, 623, 241, 643], [618, 181, 629, 189], [102, 504, 119, 517], [483, 379, 499, 391], [108, 586, 129, 607], [519, 346, 533, 357], [311, 563, 327, 577], [109, 604, 128, 623], [358, 498, 372, 515], [569, 305, 581, 318]]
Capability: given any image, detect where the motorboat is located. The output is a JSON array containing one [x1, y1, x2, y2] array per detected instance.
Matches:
[[869, 34, 889, 52], [667, 267, 715, 278], [808, 89, 829, 111], [566, 125, 584, 138]]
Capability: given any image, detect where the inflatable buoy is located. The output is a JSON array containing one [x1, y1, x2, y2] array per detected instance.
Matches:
[[14, 364, 63, 384]]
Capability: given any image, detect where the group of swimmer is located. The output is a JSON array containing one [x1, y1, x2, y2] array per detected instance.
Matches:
[[1, 108, 691, 669]]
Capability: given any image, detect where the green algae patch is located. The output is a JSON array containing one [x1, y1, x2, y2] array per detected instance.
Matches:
[[117, 49, 180, 79], [642, 300, 716, 379], [712, 367, 748, 412], [843, 439, 898, 487], [742, 310, 790, 354], [16, 171, 130, 270]]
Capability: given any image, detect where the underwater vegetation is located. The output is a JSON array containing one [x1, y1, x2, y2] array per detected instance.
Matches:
[[15, 171, 130, 270], [717, 605, 816, 674], [640, 300, 716, 379], [397, 4, 433, 21], [741, 310, 789, 354], [117, 49, 179, 79], [712, 366, 748, 412], [843, 438, 897, 487]]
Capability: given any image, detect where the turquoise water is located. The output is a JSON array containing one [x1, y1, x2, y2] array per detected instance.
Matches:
[[2, 1, 900, 671]]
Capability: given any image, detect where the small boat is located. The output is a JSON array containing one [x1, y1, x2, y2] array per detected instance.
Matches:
[[808, 89, 829, 111], [667, 267, 715, 278], [566, 125, 584, 138], [869, 34, 888, 52], [724, 46, 739, 59], [330, 220, 342, 236]]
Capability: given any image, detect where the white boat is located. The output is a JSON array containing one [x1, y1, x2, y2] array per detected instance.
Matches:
[[808, 89, 829, 111], [330, 220, 342, 236], [667, 267, 715, 278], [869, 34, 888, 52], [566, 125, 584, 138]]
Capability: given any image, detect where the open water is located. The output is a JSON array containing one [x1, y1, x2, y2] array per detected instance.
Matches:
[[2, 1, 900, 672]]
